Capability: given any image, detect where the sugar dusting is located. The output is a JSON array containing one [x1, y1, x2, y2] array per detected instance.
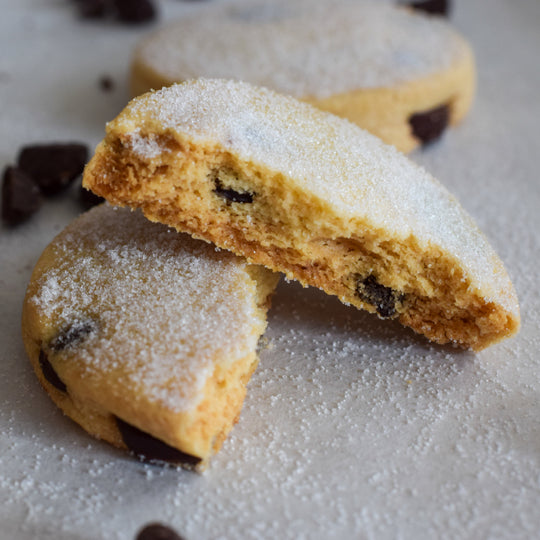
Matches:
[[121, 79, 518, 317], [138, 0, 468, 98], [31, 204, 263, 413]]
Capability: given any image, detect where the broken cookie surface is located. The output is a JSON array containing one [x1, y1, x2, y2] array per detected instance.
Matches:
[[22, 204, 278, 470], [84, 79, 519, 350]]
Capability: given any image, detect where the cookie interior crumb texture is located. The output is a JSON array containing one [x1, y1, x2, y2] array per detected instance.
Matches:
[[21, 204, 279, 471], [83, 79, 519, 351], [130, 0, 475, 152]]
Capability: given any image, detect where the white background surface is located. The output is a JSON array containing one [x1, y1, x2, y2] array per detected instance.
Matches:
[[1, 1, 539, 539]]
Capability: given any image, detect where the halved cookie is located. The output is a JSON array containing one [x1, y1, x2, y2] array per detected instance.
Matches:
[[83, 79, 519, 350], [22, 204, 278, 470], [130, 0, 475, 152]]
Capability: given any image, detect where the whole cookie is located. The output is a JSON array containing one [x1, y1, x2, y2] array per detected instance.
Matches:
[[83, 79, 519, 351], [22, 204, 278, 470], [130, 0, 475, 152]]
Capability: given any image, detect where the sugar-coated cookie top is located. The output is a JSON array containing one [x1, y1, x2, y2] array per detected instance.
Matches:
[[136, 0, 470, 98], [30, 204, 264, 412], [116, 79, 518, 317]]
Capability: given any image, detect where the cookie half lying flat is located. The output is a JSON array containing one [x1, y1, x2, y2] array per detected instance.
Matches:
[[130, 0, 475, 152], [83, 79, 519, 350], [22, 204, 278, 470]]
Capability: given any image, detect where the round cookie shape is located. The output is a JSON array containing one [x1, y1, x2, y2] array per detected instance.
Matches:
[[22, 204, 278, 470], [84, 79, 519, 351], [130, 0, 475, 152]]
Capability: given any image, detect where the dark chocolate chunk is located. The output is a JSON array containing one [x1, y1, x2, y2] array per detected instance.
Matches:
[[80, 185, 105, 209], [407, 0, 450, 16], [112, 0, 157, 24], [50, 320, 96, 352], [136, 523, 185, 540], [356, 275, 403, 319], [116, 417, 202, 467], [39, 349, 67, 393], [75, 0, 108, 18], [2, 166, 42, 225], [213, 179, 254, 204], [17, 143, 88, 196], [409, 104, 450, 146]]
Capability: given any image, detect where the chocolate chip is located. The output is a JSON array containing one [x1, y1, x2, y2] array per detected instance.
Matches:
[[213, 179, 254, 204], [17, 143, 88, 196], [409, 104, 450, 146], [136, 523, 185, 540], [2, 166, 42, 225], [112, 0, 157, 24], [116, 417, 202, 467], [356, 275, 403, 319], [80, 185, 105, 209], [50, 320, 96, 352], [39, 349, 67, 393], [407, 0, 450, 16]]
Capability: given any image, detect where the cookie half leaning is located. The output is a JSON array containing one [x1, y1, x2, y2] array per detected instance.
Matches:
[[83, 79, 519, 351], [22, 204, 278, 470], [130, 0, 475, 152]]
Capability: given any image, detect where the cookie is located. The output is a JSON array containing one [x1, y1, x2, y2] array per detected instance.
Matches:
[[83, 79, 520, 350], [21, 204, 278, 470], [130, 0, 475, 152]]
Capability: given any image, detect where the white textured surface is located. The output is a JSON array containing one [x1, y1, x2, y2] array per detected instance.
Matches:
[[136, 0, 468, 97], [1, 1, 539, 540], [29, 204, 263, 413]]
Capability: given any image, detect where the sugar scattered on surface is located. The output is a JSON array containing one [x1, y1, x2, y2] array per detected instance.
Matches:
[[31, 204, 262, 412], [123, 79, 517, 315], [139, 0, 467, 98]]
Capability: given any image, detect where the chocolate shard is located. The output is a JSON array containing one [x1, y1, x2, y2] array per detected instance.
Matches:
[[50, 320, 97, 352], [112, 0, 157, 24], [356, 274, 404, 319], [213, 179, 254, 204], [17, 143, 89, 196], [80, 185, 105, 210], [39, 349, 67, 393], [136, 523, 185, 540], [409, 104, 450, 146], [116, 417, 202, 467], [407, 0, 450, 16], [2, 166, 42, 225]]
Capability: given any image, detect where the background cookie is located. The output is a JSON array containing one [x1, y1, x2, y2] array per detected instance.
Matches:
[[130, 0, 475, 152], [83, 79, 519, 351], [22, 204, 278, 470]]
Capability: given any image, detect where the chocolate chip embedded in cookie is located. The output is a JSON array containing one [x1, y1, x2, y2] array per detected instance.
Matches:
[[130, 0, 474, 152], [84, 79, 519, 350], [409, 103, 450, 145], [22, 204, 279, 470]]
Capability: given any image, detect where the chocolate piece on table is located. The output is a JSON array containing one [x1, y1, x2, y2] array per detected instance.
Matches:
[[17, 143, 88, 196], [136, 523, 185, 540], [2, 166, 42, 225]]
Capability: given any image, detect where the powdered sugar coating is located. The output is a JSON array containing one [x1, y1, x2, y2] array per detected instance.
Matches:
[[31, 204, 264, 413], [136, 0, 469, 98], [118, 79, 518, 317]]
